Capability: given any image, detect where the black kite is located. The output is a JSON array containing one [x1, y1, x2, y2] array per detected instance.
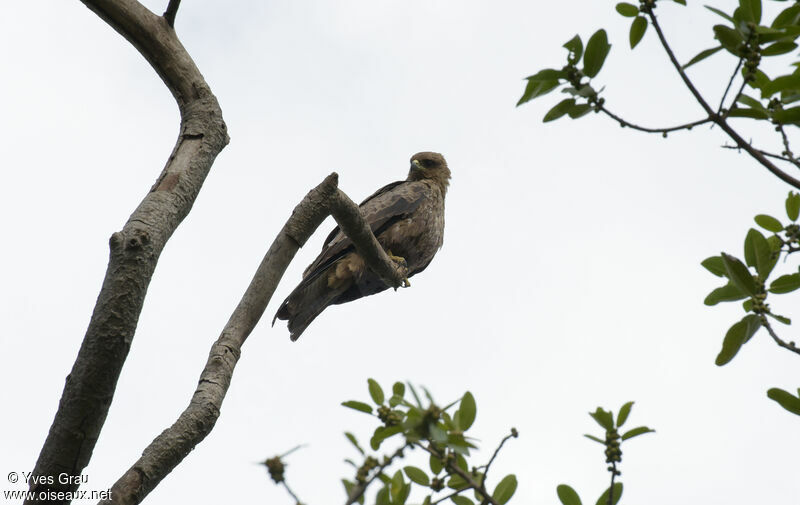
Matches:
[[274, 152, 450, 340]]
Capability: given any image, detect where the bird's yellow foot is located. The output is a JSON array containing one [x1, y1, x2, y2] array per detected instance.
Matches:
[[387, 251, 411, 288]]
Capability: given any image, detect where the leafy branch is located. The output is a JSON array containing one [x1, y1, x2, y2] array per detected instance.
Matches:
[[557, 402, 653, 505], [702, 190, 800, 416], [266, 380, 519, 505], [517, 0, 800, 189]]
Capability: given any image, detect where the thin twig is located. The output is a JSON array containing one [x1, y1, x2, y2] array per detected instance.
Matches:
[[720, 79, 749, 121], [599, 106, 712, 134], [483, 429, 518, 482], [720, 144, 800, 164], [281, 481, 303, 505], [345, 444, 410, 505], [718, 59, 743, 114], [431, 487, 472, 505], [776, 124, 800, 170], [761, 317, 800, 356], [163, 0, 181, 27]]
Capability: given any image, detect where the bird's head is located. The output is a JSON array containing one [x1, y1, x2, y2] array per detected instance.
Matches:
[[408, 152, 451, 194]]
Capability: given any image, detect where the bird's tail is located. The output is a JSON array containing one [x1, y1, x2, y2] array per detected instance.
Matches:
[[273, 268, 350, 341]]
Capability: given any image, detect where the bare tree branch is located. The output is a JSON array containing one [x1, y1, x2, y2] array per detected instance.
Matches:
[[103, 174, 412, 504], [163, 0, 180, 27], [328, 189, 409, 288], [28, 0, 228, 501]]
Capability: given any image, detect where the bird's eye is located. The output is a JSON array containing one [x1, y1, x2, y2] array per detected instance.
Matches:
[[421, 159, 434, 168]]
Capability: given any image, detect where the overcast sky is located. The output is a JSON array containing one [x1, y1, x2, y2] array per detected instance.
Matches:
[[2, 1, 799, 504]]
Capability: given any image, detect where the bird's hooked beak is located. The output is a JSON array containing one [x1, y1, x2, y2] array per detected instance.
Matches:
[[409, 159, 424, 177]]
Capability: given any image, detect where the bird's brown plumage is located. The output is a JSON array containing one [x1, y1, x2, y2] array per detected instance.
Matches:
[[274, 152, 450, 340]]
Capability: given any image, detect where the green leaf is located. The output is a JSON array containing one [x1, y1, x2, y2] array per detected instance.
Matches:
[[430, 423, 448, 444], [706, 6, 734, 23], [629, 16, 648, 49], [557, 484, 583, 505], [526, 68, 564, 82], [376, 486, 390, 505], [768, 234, 784, 254], [595, 483, 623, 505], [451, 496, 474, 505], [345, 432, 364, 455], [701, 256, 727, 277], [737, 94, 764, 109], [584, 434, 605, 444], [393, 382, 406, 398], [683, 46, 723, 69], [773, 4, 800, 28], [368, 378, 385, 405], [704, 283, 747, 305], [456, 392, 477, 431], [739, 0, 762, 24], [773, 106, 800, 124], [762, 41, 798, 56], [755, 214, 784, 232], [715, 315, 762, 366], [616, 401, 634, 427], [492, 475, 518, 505], [429, 454, 443, 475], [769, 273, 800, 293], [786, 192, 800, 220], [446, 474, 468, 490], [404, 466, 430, 486], [744, 228, 774, 277], [721, 253, 757, 296], [767, 312, 791, 325], [392, 469, 405, 494], [517, 79, 561, 106], [713, 25, 744, 54], [616, 3, 639, 17], [456, 453, 469, 472], [673, 0, 686, 4], [370, 425, 403, 450], [543, 98, 576, 122], [767, 387, 800, 416], [568, 103, 593, 119], [422, 496, 432, 505], [727, 107, 769, 119], [563, 35, 584, 62], [342, 401, 373, 414], [583, 29, 611, 78], [621, 426, 655, 440], [589, 407, 614, 430], [762, 75, 800, 98]]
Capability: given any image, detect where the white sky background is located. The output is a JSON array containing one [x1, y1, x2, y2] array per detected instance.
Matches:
[[2, 0, 799, 504]]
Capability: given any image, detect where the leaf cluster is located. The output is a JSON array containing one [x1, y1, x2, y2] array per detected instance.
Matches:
[[557, 402, 653, 505], [703, 192, 800, 417], [340, 380, 518, 505], [702, 192, 800, 363]]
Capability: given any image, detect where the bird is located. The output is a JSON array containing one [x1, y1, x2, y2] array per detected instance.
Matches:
[[273, 151, 450, 341]]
